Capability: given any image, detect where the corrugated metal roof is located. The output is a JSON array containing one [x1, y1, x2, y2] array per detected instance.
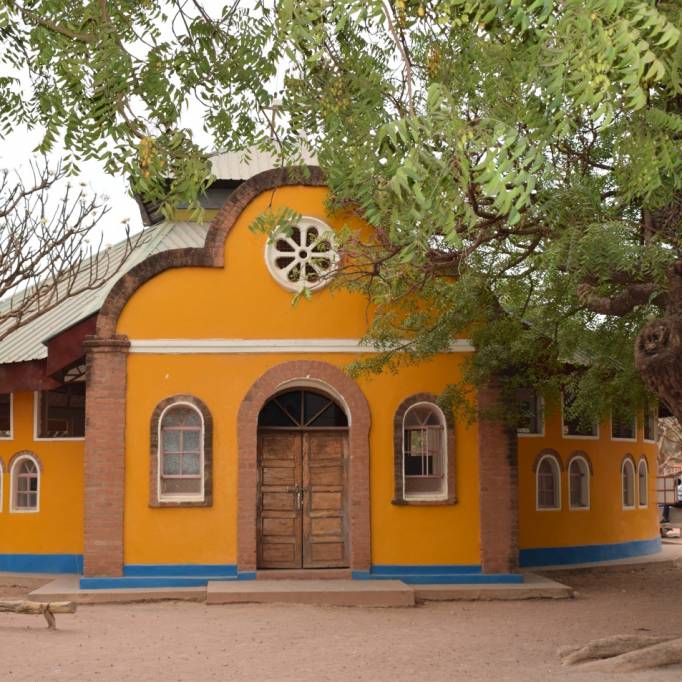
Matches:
[[0, 221, 208, 364], [210, 145, 317, 181]]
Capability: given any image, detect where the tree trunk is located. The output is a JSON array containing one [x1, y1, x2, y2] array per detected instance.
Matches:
[[635, 262, 682, 423]]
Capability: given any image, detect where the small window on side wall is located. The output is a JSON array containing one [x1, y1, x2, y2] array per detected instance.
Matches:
[[393, 394, 456, 505], [150, 395, 213, 507], [37, 383, 85, 438], [622, 457, 636, 509], [638, 458, 648, 507], [517, 389, 544, 436], [0, 394, 11, 438], [643, 404, 658, 442], [568, 454, 590, 510], [10, 453, 40, 513], [562, 390, 598, 438], [536, 453, 561, 510], [611, 409, 636, 440]]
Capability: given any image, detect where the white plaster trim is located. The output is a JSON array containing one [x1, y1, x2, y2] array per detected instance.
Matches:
[[129, 338, 476, 354], [0, 393, 13, 441]]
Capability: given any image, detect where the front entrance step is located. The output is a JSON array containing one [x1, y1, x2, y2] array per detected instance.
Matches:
[[256, 568, 352, 580], [207, 579, 415, 607], [415, 573, 574, 601], [29, 575, 206, 604]]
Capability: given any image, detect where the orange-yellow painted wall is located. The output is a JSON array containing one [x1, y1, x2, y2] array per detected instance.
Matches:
[[123, 353, 480, 566], [118, 183, 659, 566], [0, 391, 83, 554], [518, 411, 659, 550], [118, 185, 480, 566]]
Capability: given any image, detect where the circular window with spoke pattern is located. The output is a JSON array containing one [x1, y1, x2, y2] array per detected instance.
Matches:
[[265, 216, 338, 291]]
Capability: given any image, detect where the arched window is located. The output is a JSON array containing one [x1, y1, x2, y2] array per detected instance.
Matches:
[[10, 453, 40, 512], [568, 454, 590, 510], [638, 457, 649, 508], [536, 453, 561, 510], [622, 457, 636, 509], [402, 402, 448, 500], [150, 395, 212, 507], [392, 394, 455, 505]]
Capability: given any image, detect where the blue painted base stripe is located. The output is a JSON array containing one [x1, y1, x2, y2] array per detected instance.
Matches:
[[0, 554, 83, 574], [519, 538, 661, 567], [353, 565, 522, 584], [369, 564, 482, 576], [80, 575, 238, 590], [124, 564, 237, 578]]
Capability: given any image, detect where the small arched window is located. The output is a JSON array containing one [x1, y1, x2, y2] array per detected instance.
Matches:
[[638, 458, 649, 508], [622, 457, 636, 509], [158, 404, 204, 502], [536, 453, 561, 510], [568, 454, 590, 510], [403, 402, 448, 501], [10, 453, 40, 512]]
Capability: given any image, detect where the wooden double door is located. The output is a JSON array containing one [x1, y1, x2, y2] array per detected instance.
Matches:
[[257, 430, 349, 569]]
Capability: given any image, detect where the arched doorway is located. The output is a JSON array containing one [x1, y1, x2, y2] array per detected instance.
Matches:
[[257, 389, 349, 569]]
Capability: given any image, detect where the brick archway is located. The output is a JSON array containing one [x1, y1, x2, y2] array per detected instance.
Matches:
[[237, 361, 371, 574]]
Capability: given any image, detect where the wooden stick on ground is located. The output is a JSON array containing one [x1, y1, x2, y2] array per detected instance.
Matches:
[[0, 600, 77, 629]]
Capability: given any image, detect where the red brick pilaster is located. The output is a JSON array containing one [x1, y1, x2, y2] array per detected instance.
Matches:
[[82, 335, 130, 577], [477, 383, 519, 573]]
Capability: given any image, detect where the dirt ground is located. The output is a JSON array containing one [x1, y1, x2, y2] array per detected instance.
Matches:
[[2, 559, 682, 682]]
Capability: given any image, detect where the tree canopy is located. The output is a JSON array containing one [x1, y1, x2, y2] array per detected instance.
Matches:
[[2, 0, 682, 424]]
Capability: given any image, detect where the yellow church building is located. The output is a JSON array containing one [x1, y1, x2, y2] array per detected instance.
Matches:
[[0, 154, 660, 588]]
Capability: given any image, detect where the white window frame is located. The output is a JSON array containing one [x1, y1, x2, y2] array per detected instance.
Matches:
[[643, 405, 658, 443], [561, 393, 599, 440], [0, 459, 3, 512], [157, 401, 205, 504], [536, 454, 562, 511], [0, 393, 13, 440], [568, 455, 590, 511], [9, 453, 41, 513], [33, 388, 86, 442], [621, 458, 636, 510], [402, 402, 448, 502], [517, 393, 545, 438], [610, 411, 637, 442], [637, 458, 649, 508]]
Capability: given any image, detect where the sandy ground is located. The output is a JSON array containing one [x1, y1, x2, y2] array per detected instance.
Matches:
[[2, 558, 682, 682]]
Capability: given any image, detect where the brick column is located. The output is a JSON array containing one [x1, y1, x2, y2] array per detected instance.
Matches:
[[477, 383, 519, 573], [82, 335, 130, 577]]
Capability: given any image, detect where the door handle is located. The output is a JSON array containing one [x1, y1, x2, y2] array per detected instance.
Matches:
[[296, 486, 304, 511]]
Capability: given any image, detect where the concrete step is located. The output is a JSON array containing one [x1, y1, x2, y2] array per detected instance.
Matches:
[[29, 575, 206, 604], [415, 573, 574, 601], [207, 579, 415, 607]]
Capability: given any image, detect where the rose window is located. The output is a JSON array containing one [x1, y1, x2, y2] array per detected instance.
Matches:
[[265, 216, 338, 291]]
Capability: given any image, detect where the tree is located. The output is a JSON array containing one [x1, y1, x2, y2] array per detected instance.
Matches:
[[2, 1, 681, 424], [0, 159, 134, 341]]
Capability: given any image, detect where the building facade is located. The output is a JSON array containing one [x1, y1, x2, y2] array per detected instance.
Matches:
[[0, 164, 660, 587]]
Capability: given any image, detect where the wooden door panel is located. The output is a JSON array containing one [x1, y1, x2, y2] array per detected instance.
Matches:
[[258, 432, 302, 569], [303, 432, 349, 568], [308, 464, 344, 486]]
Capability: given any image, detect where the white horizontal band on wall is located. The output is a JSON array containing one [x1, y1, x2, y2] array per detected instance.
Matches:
[[128, 338, 475, 354]]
